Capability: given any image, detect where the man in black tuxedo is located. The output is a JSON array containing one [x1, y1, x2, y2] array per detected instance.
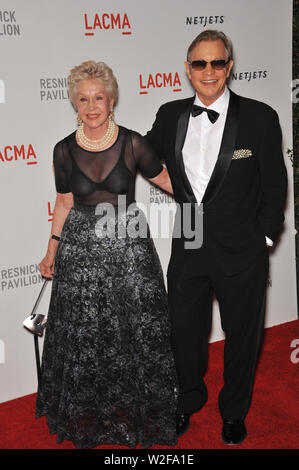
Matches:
[[145, 30, 287, 444]]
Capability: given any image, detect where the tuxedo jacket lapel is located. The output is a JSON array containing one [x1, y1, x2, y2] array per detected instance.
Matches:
[[201, 90, 240, 206], [174, 97, 197, 203], [173, 90, 239, 206]]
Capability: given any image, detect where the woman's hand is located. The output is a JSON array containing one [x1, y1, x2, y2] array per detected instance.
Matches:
[[39, 248, 57, 279]]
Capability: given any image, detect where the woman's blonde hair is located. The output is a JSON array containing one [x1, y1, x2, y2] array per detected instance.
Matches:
[[67, 60, 118, 107]]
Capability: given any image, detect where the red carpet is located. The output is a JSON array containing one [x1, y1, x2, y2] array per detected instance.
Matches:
[[1, 320, 299, 449]]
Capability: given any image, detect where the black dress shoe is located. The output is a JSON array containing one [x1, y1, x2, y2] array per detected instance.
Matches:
[[176, 413, 190, 436], [221, 419, 247, 445]]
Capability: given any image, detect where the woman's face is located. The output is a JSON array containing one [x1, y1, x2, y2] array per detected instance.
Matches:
[[75, 78, 114, 134]]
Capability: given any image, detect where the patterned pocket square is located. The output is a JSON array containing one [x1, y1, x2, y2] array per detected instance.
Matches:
[[232, 149, 252, 159]]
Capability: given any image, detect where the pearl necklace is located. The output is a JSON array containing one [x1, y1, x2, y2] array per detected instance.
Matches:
[[76, 118, 116, 151]]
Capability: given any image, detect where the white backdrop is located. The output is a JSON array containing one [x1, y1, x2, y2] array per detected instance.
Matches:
[[0, 0, 297, 403]]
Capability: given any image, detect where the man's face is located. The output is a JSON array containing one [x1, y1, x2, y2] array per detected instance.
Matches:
[[184, 39, 233, 106]]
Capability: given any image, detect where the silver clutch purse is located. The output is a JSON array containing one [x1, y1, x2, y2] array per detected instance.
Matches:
[[23, 313, 47, 337], [23, 279, 48, 337]]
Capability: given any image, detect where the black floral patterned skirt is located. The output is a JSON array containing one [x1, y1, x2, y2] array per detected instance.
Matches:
[[36, 202, 178, 449]]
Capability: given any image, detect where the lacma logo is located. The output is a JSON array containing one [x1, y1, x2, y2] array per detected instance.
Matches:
[[84, 12, 132, 36], [48, 201, 54, 222], [139, 72, 182, 95], [0, 80, 4, 103], [0, 144, 38, 165]]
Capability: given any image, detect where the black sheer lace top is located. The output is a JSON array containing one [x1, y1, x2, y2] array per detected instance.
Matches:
[[53, 126, 163, 206]]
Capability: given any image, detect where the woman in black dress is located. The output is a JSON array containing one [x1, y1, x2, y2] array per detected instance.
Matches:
[[36, 61, 177, 449]]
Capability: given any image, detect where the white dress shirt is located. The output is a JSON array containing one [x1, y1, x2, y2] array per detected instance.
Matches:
[[183, 86, 229, 205], [182, 86, 273, 246]]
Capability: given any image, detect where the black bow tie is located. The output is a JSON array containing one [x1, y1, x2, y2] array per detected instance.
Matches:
[[191, 105, 219, 123]]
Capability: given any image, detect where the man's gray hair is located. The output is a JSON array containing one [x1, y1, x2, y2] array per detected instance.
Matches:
[[187, 30, 233, 62]]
